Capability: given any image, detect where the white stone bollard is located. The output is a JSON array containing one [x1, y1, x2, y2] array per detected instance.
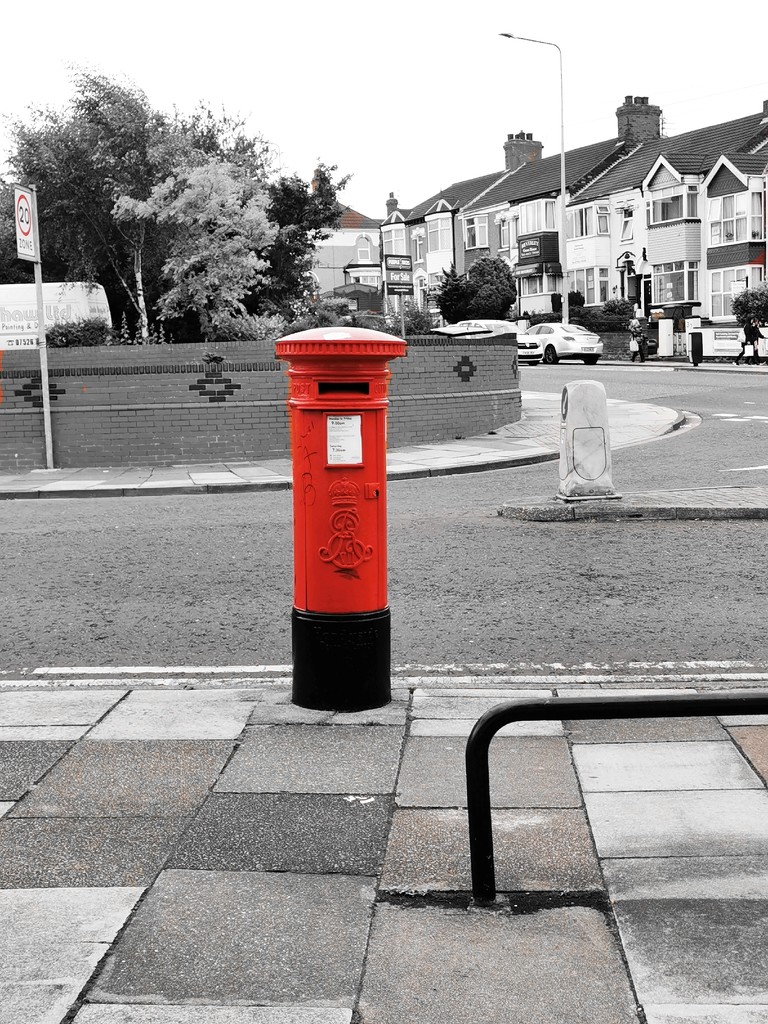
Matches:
[[556, 380, 621, 502]]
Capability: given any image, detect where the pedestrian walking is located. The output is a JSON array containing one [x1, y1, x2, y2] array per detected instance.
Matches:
[[735, 318, 766, 365], [628, 317, 646, 363]]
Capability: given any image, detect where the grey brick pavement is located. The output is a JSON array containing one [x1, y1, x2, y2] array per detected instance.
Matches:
[[0, 678, 766, 1022]]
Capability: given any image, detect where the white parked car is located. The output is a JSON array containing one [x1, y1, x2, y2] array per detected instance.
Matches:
[[522, 323, 603, 365], [434, 319, 543, 363]]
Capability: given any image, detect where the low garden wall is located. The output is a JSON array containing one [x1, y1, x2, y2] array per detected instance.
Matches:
[[0, 334, 521, 471]]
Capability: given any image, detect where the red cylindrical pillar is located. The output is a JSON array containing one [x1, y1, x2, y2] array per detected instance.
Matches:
[[275, 327, 406, 711]]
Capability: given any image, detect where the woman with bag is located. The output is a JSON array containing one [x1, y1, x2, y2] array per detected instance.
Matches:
[[628, 317, 646, 363], [736, 318, 766, 365]]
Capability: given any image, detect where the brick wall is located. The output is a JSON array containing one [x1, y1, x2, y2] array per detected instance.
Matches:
[[0, 335, 520, 470]]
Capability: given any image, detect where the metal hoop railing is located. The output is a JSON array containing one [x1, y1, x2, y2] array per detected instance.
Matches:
[[465, 692, 768, 902]]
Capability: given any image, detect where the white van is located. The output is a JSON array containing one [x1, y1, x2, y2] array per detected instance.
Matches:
[[0, 282, 112, 349]]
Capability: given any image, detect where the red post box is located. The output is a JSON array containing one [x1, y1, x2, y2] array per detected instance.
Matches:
[[275, 326, 407, 711]]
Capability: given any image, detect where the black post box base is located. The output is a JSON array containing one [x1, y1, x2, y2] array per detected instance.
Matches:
[[291, 607, 391, 712]]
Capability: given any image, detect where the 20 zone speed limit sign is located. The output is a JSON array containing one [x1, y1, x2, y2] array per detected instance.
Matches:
[[14, 186, 36, 261]]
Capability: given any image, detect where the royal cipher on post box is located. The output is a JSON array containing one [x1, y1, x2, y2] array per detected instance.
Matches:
[[275, 327, 407, 712]]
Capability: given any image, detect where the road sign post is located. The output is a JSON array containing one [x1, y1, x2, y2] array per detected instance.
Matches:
[[14, 185, 53, 469], [383, 255, 414, 338]]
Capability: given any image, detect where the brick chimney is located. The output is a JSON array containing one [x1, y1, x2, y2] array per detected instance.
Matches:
[[616, 96, 662, 144], [385, 192, 399, 216], [503, 131, 543, 172]]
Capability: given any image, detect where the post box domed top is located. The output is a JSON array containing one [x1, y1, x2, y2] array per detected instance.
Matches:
[[275, 326, 407, 361]]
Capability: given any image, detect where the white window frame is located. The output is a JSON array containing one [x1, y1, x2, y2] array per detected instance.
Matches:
[[356, 235, 371, 261], [383, 227, 406, 255], [596, 204, 610, 235], [520, 275, 544, 296], [651, 185, 685, 224], [710, 265, 763, 317], [652, 260, 699, 303], [427, 216, 452, 253], [464, 215, 488, 249], [709, 191, 764, 246], [620, 209, 634, 241], [567, 267, 610, 305], [520, 199, 556, 235], [499, 219, 509, 249], [414, 234, 424, 262]]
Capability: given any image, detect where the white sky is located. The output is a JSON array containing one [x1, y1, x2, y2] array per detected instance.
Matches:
[[3, 0, 768, 220]]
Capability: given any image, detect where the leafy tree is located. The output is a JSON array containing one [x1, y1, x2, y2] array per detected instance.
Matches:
[[148, 159, 277, 339], [435, 265, 471, 323], [9, 71, 172, 339], [465, 257, 517, 319], [732, 283, 768, 326], [253, 163, 350, 316]]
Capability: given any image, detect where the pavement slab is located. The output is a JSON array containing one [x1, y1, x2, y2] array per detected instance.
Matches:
[[585, 790, 768, 857], [728, 726, 768, 783], [356, 903, 640, 1024], [0, 886, 142, 1024], [380, 807, 602, 893], [74, 1008, 352, 1023], [10, 740, 234, 818], [614, 899, 768, 1004], [90, 869, 375, 1006], [573, 741, 762, 792], [566, 716, 727, 743], [411, 688, 561, 737], [88, 689, 263, 739], [602, 856, 768, 900], [396, 735, 582, 808], [0, 690, 126, 726], [644, 1008, 768, 1023], [0, 741, 73, 800], [216, 725, 404, 794], [169, 793, 392, 875], [0, 816, 191, 888]]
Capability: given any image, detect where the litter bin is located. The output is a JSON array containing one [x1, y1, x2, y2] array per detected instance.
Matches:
[[689, 331, 703, 367]]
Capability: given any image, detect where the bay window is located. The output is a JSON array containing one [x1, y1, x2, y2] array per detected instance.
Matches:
[[652, 261, 699, 303], [709, 192, 763, 245], [520, 199, 556, 234], [651, 184, 700, 223], [710, 266, 763, 317], [567, 267, 609, 305]]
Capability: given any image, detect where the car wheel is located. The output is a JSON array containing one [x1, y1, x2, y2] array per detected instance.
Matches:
[[583, 356, 599, 365], [543, 345, 559, 365]]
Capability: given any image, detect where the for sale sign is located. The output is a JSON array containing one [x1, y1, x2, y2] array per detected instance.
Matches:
[[14, 186, 36, 261]]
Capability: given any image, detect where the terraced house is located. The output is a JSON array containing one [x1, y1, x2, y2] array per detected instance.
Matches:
[[382, 95, 768, 334]]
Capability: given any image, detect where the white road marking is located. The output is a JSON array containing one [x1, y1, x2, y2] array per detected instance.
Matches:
[[722, 465, 768, 472], [32, 665, 292, 675]]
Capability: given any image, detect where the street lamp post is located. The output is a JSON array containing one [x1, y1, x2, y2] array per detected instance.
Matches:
[[500, 33, 568, 326]]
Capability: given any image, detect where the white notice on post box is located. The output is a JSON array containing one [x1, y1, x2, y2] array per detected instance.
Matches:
[[327, 415, 363, 464]]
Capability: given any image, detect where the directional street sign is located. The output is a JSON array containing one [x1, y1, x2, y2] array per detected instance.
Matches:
[[14, 186, 36, 261]]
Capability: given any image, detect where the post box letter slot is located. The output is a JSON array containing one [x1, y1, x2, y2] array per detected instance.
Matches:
[[317, 381, 370, 395]]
